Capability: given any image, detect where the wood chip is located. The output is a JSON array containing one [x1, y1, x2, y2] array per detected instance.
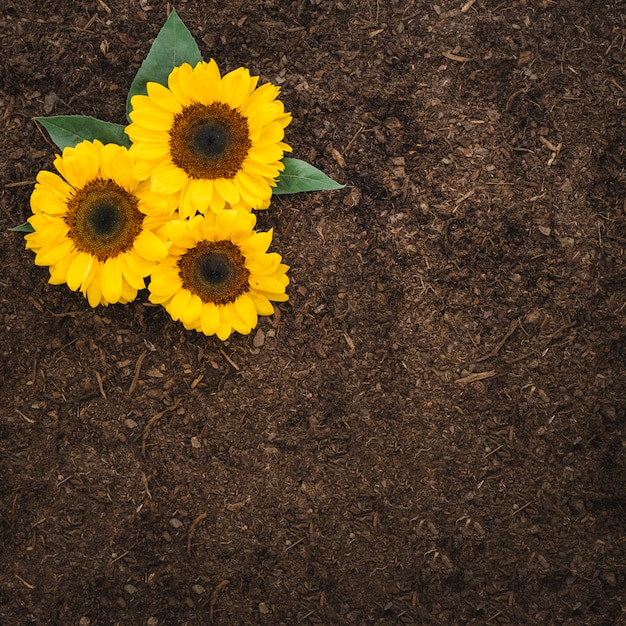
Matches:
[[443, 51, 472, 62], [455, 370, 496, 384]]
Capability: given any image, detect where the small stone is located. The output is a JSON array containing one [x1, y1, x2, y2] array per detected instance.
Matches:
[[169, 518, 183, 529], [79, 618, 91, 626], [253, 328, 266, 348], [124, 418, 138, 429], [259, 602, 270, 614], [146, 618, 159, 626], [124, 584, 138, 595], [192, 584, 206, 595], [538, 225, 551, 236], [190, 436, 202, 449]]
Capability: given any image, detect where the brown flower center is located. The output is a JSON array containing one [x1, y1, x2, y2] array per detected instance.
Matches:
[[178, 240, 250, 305], [64, 179, 143, 260], [169, 102, 251, 180]]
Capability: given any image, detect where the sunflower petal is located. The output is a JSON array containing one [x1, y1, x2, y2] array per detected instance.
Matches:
[[234, 293, 258, 329], [101, 256, 124, 303]]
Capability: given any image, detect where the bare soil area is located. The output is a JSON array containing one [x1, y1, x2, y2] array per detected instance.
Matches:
[[1, 1, 624, 624]]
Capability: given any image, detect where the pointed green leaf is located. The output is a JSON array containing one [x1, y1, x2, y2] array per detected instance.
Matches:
[[36, 116, 130, 151], [9, 222, 34, 233], [126, 8, 202, 118], [273, 158, 344, 195]]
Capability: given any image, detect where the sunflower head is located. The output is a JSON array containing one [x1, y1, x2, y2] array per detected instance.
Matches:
[[126, 60, 292, 219], [25, 140, 171, 307], [148, 209, 289, 340]]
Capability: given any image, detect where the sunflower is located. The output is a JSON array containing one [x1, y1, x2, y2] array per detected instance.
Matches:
[[148, 209, 289, 340], [25, 140, 173, 307], [126, 60, 292, 219]]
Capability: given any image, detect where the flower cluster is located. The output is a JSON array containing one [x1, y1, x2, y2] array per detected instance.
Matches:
[[20, 11, 340, 340]]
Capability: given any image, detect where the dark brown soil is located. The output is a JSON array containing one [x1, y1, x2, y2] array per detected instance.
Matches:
[[1, 1, 625, 624]]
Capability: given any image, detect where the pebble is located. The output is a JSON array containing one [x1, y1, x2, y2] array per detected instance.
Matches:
[[124, 418, 138, 429], [192, 584, 206, 595], [124, 584, 138, 595], [169, 518, 183, 529]]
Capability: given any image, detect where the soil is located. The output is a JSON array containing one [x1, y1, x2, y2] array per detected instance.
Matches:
[[1, 1, 625, 625]]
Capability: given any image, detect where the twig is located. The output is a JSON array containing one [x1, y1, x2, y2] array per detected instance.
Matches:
[[210, 580, 230, 623], [510, 501, 533, 517], [187, 512, 208, 557], [141, 398, 180, 455], [455, 370, 496, 384], [476, 319, 520, 362], [15, 409, 35, 424], [15, 574, 35, 589], [129, 350, 147, 396], [95, 371, 107, 400], [219, 349, 239, 371]]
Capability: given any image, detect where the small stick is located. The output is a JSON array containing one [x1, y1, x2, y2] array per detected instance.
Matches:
[[95, 371, 107, 400], [187, 512, 208, 557], [219, 349, 239, 371], [15, 574, 35, 589], [455, 370, 496, 384], [141, 398, 180, 455], [129, 351, 147, 396], [461, 0, 477, 12], [15, 409, 35, 424], [442, 51, 471, 62], [476, 319, 520, 362], [285, 537, 305, 552], [210, 580, 230, 623], [510, 501, 533, 517]]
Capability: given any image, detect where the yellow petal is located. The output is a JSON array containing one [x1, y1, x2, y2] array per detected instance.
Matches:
[[241, 229, 273, 255], [101, 256, 124, 303], [215, 306, 233, 341], [85, 268, 104, 307], [133, 229, 168, 262], [167, 63, 194, 106], [214, 178, 240, 206], [200, 302, 220, 336], [190, 61, 221, 104], [34, 238, 74, 266], [181, 294, 203, 328], [221, 67, 253, 110], [146, 81, 183, 114], [151, 164, 188, 195], [248, 292, 275, 316], [129, 106, 174, 131], [241, 83, 281, 116], [228, 302, 252, 335], [118, 252, 147, 290], [66, 252, 94, 291], [129, 140, 171, 162], [35, 170, 73, 202], [189, 179, 214, 213], [234, 293, 258, 329], [167, 288, 193, 321]]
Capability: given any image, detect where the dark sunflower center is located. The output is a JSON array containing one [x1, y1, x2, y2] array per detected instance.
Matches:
[[199, 255, 230, 286], [169, 102, 252, 180], [86, 200, 122, 238], [192, 123, 229, 159], [65, 179, 143, 261], [178, 240, 250, 305]]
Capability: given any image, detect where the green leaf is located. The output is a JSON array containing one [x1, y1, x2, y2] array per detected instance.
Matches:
[[273, 158, 344, 195], [9, 222, 34, 233], [126, 8, 202, 118], [36, 116, 130, 151]]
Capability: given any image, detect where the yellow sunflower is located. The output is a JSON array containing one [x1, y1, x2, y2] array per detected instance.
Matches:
[[126, 60, 292, 219], [25, 139, 173, 307], [148, 209, 289, 340]]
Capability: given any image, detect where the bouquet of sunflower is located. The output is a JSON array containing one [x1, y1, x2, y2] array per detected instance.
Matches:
[[18, 10, 341, 341]]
